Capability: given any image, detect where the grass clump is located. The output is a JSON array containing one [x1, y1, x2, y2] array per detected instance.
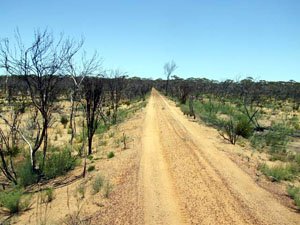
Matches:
[[235, 116, 253, 139], [41, 187, 55, 203], [103, 181, 113, 198], [76, 182, 86, 199], [87, 165, 95, 172], [96, 123, 110, 135], [265, 123, 292, 154], [287, 186, 300, 209], [258, 163, 298, 182], [99, 140, 107, 146], [0, 188, 31, 214], [107, 151, 115, 159], [108, 132, 115, 138], [92, 175, 104, 194]]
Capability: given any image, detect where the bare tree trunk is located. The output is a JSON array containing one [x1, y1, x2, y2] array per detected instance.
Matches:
[[69, 93, 75, 146]]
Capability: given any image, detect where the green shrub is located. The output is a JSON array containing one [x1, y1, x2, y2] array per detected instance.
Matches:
[[294, 153, 300, 166], [17, 158, 38, 187], [259, 163, 297, 182], [41, 187, 55, 203], [92, 175, 104, 194], [42, 148, 77, 179], [96, 123, 109, 135], [219, 119, 238, 144], [235, 117, 253, 138], [76, 182, 86, 199], [288, 116, 300, 130], [103, 181, 113, 198], [287, 186, 300, 209], [250, 132, 266, 151], [0, 188, 31, 214], [87, 165, 95, 172], [265, 123, 292, 154], [107, 151, 115, 159], [60, 115, 69, 128], [251, 123, 292, 154]]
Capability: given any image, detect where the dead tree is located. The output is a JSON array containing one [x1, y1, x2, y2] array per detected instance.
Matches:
[[67, 51, 100, 146], [164, 60, 177, 96], [0, 29, 82, 174], [82, 77, 104, 155], [107, 70, 127, 124]]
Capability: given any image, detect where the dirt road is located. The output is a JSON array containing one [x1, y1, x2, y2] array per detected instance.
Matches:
[[139, 89, 300, 225]]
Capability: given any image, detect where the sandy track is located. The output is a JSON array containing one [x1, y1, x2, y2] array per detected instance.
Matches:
[[139, 90, 300, 225], [140, 95, 187, 225]]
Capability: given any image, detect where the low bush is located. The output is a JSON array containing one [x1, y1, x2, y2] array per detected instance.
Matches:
[[41, 187, 55, 203], [250, 132, 267, 151], [0, 188, 22, 213], [96, 123, 110, 135], [87, 165, 95, 172], [235, 116, 253, 138], [42, 148, 77, 179], [17, 158, 38, 187], [287, 186, 300, 209], [76, 182, 86, 199], [103, 181, 113, 198], [0, 188, 31, 214], [258, 163, 297, 182], [107, 151, 115, 159], [92, 175, 104, 194], [250, 122, 293, 155], [60, 115, 69, 128], [219, 119, 238, 144], [265, 123, 292, 154]]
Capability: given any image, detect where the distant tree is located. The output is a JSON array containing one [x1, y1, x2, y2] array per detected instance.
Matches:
[[164, 60, 177, 96], [107, 70, 127, 124]]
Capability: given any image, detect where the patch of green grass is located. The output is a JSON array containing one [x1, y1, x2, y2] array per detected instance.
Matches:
[[287, 186, 300, 209], [103, 181, 113, 198], [17, 158, 38, 187], [107, 151, 115, 159], [258, 163, 298, 182], [265, 123, 292, 154], [108, 132, 115, 138], [76, 182, 86, 199], [87, 165, 95, 172], [99, 140, 107, 146], [41, 187, 55, 203], [96, 123, 110, 135], [0, 188, 31, 214], [92, 175, 104, 194]]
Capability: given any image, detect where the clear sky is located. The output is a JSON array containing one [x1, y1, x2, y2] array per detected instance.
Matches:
[[1, 0, 300, 81]]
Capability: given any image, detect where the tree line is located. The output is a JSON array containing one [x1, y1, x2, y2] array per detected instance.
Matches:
[[0, 29, 152, 185]]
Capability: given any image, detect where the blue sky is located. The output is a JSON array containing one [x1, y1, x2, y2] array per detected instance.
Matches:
[[1, 0, 300, 81]]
